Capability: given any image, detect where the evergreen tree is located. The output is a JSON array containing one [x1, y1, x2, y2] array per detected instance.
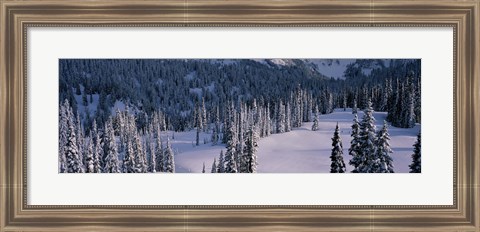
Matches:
[[163, 137, 175, 173], [196, 125, 200, 146], [217, 150, 225, 173], [116, 108, 126, 153], [92, 120, 102, 173], [84, 136, 95, 173], [224, 122, 238, 173], [59, 101, 68, 173], [285, 102, 292, 132], [294, 86, 303, 127], [265, 105, 271, 136], [311, 105, 319, 131], [236, 113, 246, 172], [103, 118, 120, 173], [133, 131, 148, 173], [222, 101, 235, 144], [194, 104, 202, 131], [409, 132, 421, 173], [160, 112, 167, 131], [276, 100, 285, 133], [405, 72, 416, 128], [390, 78, 402, 125], [358, 99, 377, 173], [211, 107, 220, 145], [147, 125, 156, 173], [64, 100, 84, 173], [211, 157, 217, 173], [258, 107, 265, 138], [352, 99, 358, 114], [406, 90, 416, 128], [76, 113, 85, 169], [414, 78, 421, 123], [224, 107, 237, 173], [224, 150, 237, 173], [320, 91, 327, 114], [327, 93, 333, 114], [305, 94, 313, 122], [380, 79, 391, 111], [375, 121, 394, 173], [201, 98, 207, 132], [386, 79, 395, 122], [330, 123, 346, 173], [155, 123, 164, 172], [244, 123, 259, 173], [348, 114, 362, 173], [123, 138, 136, 173]]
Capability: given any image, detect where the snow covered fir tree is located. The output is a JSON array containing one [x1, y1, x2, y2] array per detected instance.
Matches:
[[330, 123, 346, 173], [59, 59, 421, 173], [409, 132, 421, 173]]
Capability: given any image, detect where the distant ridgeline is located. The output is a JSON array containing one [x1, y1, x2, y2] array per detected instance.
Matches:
[[59, 59, 421, 134]]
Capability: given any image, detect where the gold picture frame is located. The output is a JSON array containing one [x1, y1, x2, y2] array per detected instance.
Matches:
[[1, 0, 479, 231]]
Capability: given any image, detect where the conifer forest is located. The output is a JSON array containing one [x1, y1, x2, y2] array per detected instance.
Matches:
[[59, 59, 421, 173]]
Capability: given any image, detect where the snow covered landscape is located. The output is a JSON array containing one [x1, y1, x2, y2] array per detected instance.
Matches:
[[58, 59, 421, 174], [173, 109, 419, 173]]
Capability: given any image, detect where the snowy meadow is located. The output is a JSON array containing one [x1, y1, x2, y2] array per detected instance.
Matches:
[[58, 59, 421, 174], [174, 109, 420, 173]]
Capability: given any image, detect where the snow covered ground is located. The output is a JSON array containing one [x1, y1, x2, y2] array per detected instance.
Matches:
[[172, 108, 420, 173]]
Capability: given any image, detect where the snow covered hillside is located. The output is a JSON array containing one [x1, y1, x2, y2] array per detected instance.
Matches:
[[59, 59, 421, 174], [306, 59, 355, 79], [173, 109, 419, 173]]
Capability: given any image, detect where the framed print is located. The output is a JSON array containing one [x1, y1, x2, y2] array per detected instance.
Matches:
[[1, 0, 479, 231]]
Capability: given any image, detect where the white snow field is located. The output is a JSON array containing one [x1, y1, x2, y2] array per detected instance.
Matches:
[[172, 108, 420, 173]]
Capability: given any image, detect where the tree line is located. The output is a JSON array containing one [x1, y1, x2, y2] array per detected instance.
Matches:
[[59, 59, 421, 136], [60, 96, 421, 173], [59, 100, 174, 173]]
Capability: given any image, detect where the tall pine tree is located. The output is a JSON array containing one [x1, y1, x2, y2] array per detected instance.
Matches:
[[103, 118, 120, 173], [244, 123, 259, 173], [375, 121, 394, 173], [64, 100, 84, 173], [276, 100, 285, 133], [84, 136, 95, 173], [211, 157, 217, 173], [217, 150, 225, 173], [59, 101, 68, 173], [409, 132, 421, 173], [348, 114, 362, 173], [358, 99, 377, 173], [330, 123, 346, 173], [352, 99, 358, 114], [92, 120, 102, 173], [224, 122, 238, 173], [147, 124, 157, 173], [211, 106, 220, 145], [163, 137, 175, 173], [311, 105, 319, 131], [133, 131, 148, 173], [155, 122, 164, 172], [122, 138, 136, 173]]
